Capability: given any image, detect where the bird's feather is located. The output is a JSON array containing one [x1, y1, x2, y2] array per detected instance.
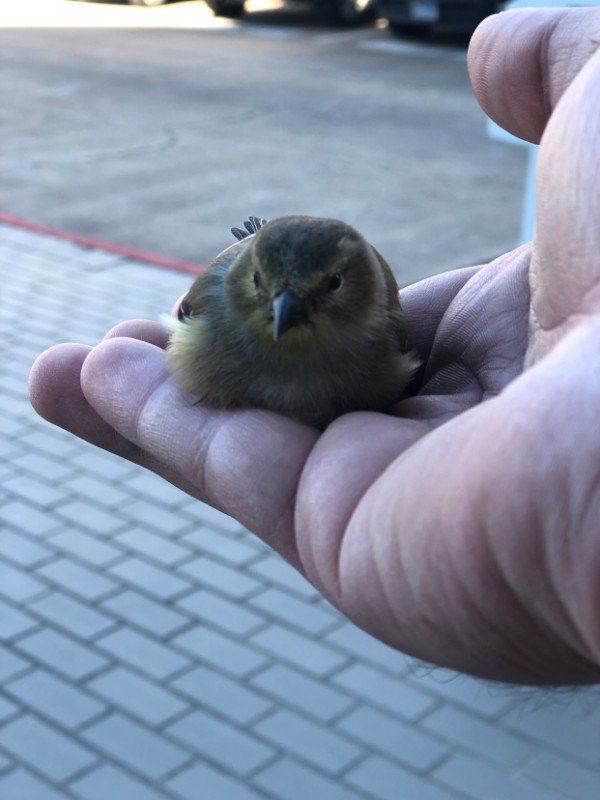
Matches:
[[231, 216, 268, 241]]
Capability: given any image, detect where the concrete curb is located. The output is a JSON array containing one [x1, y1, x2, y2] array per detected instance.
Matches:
[[0, 212, 204, 276]]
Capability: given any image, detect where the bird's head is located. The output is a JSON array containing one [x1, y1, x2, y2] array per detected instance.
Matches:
[[226, 216, 380, 353]]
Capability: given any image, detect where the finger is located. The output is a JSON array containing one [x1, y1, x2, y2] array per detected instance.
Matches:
[[400, 264, 481, 358], [28, 343, 201, 497], [468, 8, 600, 143], [528, 45, 600, 363], [80, 337, 320, 566], [296, 412, 427, 596], [29, 344, 126, 451], [397, 245, 530, 423], [103, 319, 170, 348]]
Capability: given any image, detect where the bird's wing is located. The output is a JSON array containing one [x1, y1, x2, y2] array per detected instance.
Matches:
[[372, 247, 410, 351], [180, 237, 252, 319], [231, 216, 268, 241]]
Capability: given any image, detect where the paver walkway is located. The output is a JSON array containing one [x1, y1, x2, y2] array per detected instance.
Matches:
[[1, 223, 599, 799]]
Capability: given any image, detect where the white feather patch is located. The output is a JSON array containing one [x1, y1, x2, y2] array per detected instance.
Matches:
[[159, 313, 181, 332]]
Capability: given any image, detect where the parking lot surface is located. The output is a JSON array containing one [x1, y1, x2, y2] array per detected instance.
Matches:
[[1, 0, 525, 284]]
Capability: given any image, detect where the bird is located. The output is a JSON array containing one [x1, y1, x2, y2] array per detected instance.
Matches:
[[165, 215, 418, 429]]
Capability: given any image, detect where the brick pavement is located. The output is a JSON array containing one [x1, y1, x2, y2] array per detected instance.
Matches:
[[1, 223, 599, 799]]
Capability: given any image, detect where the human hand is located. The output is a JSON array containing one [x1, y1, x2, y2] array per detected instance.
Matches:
[[29, 8, 600, 684]]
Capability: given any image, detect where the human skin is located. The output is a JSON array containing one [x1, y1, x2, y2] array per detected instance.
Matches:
[[29, 9, 600, 684]]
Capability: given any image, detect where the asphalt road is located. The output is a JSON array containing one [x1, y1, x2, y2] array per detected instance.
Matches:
[[0, 0, 527, 283]]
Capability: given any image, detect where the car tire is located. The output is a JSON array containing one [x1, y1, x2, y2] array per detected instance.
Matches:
[[127, 0, 170, 6], [206, 0, 245, 17], [318, 0, 376, 26]]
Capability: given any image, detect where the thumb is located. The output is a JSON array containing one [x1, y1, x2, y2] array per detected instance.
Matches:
[[468, 8, 600, 143], [527, 46, 600, 364]]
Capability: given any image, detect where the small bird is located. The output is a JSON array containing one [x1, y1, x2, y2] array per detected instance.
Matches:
[[166, 215, 418, 429]]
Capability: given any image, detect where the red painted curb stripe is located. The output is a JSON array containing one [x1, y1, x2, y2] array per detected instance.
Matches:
[[0, 212, 205, 276]]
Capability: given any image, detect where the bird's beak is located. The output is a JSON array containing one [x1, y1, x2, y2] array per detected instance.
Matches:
[[272, 289, 308, 341]]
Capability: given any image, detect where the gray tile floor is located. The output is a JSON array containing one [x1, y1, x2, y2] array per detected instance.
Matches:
[[1, 223, 599, 799]]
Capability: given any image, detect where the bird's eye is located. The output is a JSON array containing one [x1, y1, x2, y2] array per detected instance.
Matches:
[[253, 272, 261, 289], [178, 299, 191, 321], [328, 274, 342, 292]]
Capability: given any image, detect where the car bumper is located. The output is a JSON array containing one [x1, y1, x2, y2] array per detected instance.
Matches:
[[378, 0, 497, 30]]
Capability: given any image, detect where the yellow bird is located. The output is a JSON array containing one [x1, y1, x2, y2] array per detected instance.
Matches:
[[166, 216, 418, 429]]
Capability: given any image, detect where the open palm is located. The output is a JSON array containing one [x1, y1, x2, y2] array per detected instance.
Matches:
[[30, 9, 600, 684]]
